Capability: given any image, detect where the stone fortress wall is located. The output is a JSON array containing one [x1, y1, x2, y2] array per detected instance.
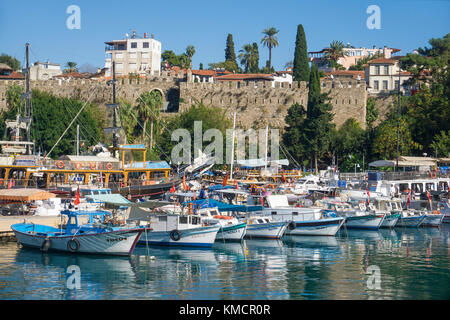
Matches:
[[0, 76, 368, 131]]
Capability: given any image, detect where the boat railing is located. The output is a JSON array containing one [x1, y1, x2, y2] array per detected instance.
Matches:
[[43, 160, 122, 171], [0, 178, 39, 189]]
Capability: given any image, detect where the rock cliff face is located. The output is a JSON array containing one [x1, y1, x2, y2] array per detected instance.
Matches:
[[0, 77, 368, 131]]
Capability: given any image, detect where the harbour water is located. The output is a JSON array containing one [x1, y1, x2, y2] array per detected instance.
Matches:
[[0, 225, 448, 300]]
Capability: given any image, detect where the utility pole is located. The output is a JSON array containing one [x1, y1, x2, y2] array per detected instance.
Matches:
[[76, 125, 80, 156]]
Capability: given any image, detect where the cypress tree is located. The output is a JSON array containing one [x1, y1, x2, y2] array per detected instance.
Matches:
[[293, 24, 310, 82], [251, 42, 260, 73], [225, 34, 237, 63], [304, 65, 335, 172]]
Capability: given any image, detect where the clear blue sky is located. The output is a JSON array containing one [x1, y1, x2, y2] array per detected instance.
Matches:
[[1, 0, 449, 71]]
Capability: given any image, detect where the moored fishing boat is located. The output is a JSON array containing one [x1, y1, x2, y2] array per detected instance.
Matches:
[[12, 210, 143, 256], [127, 206, 220, 248], [240, 215, 288, 239]]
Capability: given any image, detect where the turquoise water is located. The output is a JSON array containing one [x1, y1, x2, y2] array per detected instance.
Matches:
[[0, 225, 448, 300]]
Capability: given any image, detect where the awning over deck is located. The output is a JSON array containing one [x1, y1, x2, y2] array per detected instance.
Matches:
[[0, 189, 56, 202]]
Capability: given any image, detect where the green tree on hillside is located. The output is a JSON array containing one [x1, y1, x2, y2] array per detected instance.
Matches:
[[293, 24, 309, 82], [0, 54, 21, 71]]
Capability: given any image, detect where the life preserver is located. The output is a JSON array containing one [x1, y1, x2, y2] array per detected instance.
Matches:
[[430, 171, 437, 178], [56, 161, 64, 169], [433, 210, 440, 215], [40, 237, 52, 252], [67, 238, 80, 252], [75, 162, 82, 170], [106, 163, 113, 170], [90, 163, 97, 170], [287, 221, 296, 231], [170, 229, 182, 241]]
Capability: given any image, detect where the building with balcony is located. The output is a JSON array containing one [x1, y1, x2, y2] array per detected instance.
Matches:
[[309, 44, 401, 72], [104, 31, 161, 78]]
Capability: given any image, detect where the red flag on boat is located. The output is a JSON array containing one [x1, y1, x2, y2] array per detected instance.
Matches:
[[406, 189, 411, 208], [282, 172, 286, 183], [235, 181, 239, 189], [74, 186, 80, 205], [222, 173, 229, 187], [366, 188, 371, 204], [182, 173, 189, 191], [170, 184, 176, 193]]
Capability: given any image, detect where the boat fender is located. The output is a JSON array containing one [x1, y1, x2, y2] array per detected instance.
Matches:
[[288, 221, 296, 230], [67, 238, 80, 252], [170, 229, 182, 241], [40, 237, 52, 252]]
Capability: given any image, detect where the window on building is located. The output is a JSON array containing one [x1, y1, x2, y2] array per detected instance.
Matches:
[[129, 63, 137, 70], [115, 53, 123, 60], [131, 42, 137, 49], [395, 80, 399, 90], [116, 63, 123, 70], [384, 65, 389, 74], [383, 80, 388, 90], [143, 42, 149, 48], [129, 53, 137, 59], [142, 53, 149, 59], [375, 65, 380, 75], [374, 80, 379, 90]]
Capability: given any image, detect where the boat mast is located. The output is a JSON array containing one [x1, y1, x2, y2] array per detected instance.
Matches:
[[230, 111, 236, 180], [106, 61, 120, 159], [24, 43, 32, 154]]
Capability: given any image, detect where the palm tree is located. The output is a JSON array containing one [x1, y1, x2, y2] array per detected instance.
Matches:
[[238, 44, 258, 73], [64, 61, 78, 73], [261, 27, 279, 72], [137, 90, 163, 149], [185, 45, 196, 68], [324, 40, 348, 68]]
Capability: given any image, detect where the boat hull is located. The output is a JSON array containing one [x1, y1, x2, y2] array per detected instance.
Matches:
[[137, 225, 220, 248], [380, 213, 401, 228], [396, 215, 426, 228], [12, 224, 143, 256], [343, 214, 385, 230], [244, 221, 288, 239], [284, 218, 345, 236], [421, 214, 444, 227], [215, 223, 247, 242]]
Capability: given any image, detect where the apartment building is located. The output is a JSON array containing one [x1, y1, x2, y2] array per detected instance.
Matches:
[[364, 57, 412, 94], [309, 45, 401, 71], [104, 31, 161, 78], [29, 61, 62, 80]]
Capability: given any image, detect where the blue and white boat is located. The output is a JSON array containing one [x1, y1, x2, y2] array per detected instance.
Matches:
[[396, 211, 427, 228], [127, 206, 220, 248], [322, 200, 385, 230], [241, 215, 288, 239], [12, 210, 144, 256]]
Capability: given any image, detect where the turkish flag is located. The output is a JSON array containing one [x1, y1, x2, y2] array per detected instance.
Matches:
[[170, 185, 175, 193], [74, 187, 80, 205]]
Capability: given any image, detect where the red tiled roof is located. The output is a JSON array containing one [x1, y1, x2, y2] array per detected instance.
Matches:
[[325, 70, 365, 80], [0, 71, 24, 80], [215, 73, 274, 81], [54, 72, 87, 78], [367, 58, 397, 64]]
